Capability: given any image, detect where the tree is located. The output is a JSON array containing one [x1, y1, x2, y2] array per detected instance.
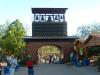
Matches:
[[77, 23, 100, 38], [0, 21, 10, 37], [0, 21, 10, 55], [2, 19, 26, 55]]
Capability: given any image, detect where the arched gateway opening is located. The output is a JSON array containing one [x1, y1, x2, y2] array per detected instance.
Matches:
[[38, 45, 64, 64]]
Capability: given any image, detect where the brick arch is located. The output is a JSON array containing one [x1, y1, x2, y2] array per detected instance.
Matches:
[[37, 44, 63, 55], [38, 44, 64, 51], [37, 44, 63, 63], [26, 41, 74, 64]]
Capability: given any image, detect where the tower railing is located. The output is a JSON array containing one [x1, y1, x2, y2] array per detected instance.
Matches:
[[32, 14, 65, 22]]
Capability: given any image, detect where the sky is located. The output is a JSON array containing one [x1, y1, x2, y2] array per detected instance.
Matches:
[[0, 0, 100, 36]]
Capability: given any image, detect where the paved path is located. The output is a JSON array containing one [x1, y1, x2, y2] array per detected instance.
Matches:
[[15, 64, 100, 75]]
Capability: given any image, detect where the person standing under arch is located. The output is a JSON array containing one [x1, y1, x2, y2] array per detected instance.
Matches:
[[26, 57, 34, 75]]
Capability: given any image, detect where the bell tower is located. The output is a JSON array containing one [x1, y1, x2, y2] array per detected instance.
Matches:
[[24, 8, 77, 64], [31, 8, 68, 37]]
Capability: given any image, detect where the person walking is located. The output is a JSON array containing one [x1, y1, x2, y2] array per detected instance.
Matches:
[[70, 52, 74, 63], [26, 57, 34, 75], [9, 55, 17, 75], [4, 59, 10, 75]]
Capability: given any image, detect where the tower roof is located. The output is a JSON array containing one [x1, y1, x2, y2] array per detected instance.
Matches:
[[32, 8, 68, 14]]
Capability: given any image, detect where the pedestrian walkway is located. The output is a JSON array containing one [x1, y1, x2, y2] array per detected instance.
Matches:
[[15, 64, 100, 75]]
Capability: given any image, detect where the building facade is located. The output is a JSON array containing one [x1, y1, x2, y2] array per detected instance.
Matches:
[[24, 8, 77, 64]]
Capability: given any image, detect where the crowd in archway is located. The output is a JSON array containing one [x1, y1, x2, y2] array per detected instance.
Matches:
[[38, 54, 63, 64]]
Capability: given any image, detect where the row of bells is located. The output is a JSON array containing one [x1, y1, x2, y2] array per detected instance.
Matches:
[[35, 15, 63, 20]]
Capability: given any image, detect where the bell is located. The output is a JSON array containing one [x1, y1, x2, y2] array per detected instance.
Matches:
[[55, 15, 58, 20], [47, 16, 52, 22], [60, 16, 63, 19], [36, 15, 38, 20], [41, 15, 44, 20]]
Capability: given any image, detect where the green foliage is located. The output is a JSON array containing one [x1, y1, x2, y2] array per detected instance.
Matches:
[[0, 21, 10, 37], [77, 23, 100, 38], [38, 45, 60, 55], [88, 46, 100, 56], [0, 19, 26, 55], [0, 38, 7, 49], [96, 56, 100, 71], [19, 56, 29, 66], [38, 45, 61, 58]]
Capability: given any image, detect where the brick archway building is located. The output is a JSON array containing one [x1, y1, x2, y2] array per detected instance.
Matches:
[[24, 8, 77, 64]]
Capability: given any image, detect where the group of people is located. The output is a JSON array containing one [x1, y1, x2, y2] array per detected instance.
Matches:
[[0, 55, 17, 75], [0, 54, 34, 75], [38, 54, 61, 64], [69, 51, 90, 66]]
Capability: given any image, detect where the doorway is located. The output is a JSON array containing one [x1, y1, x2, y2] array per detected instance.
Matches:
[[38, 45, 63, 64]]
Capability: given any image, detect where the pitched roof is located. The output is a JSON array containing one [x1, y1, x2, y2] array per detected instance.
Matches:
[[84, 33, 100, 43], [74, 39, 85, 45], [23, 36, 77, 40], [31, 8, 68, 14], [91, 34, 100, 38]]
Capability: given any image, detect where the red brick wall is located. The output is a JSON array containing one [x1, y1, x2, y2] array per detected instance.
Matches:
[[26, 41, 74, 64]]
